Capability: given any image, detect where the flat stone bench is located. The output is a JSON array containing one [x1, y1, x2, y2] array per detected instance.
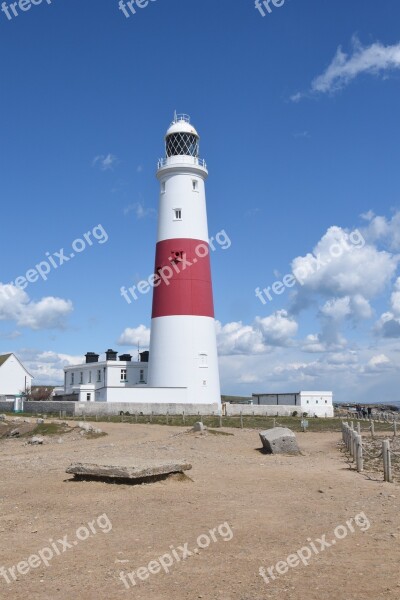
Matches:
[[66, 461, 192, 483]]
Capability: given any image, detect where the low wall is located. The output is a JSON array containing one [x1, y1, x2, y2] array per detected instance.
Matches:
[[224, 404, 334, 418], [75, 402, 220, 416], [0, 400, 220, 416], [0, 401, 75, 415], [224, 405, 297, 417]]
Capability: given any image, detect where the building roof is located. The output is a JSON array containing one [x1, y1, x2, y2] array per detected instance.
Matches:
[[0, 353, 12, 368]]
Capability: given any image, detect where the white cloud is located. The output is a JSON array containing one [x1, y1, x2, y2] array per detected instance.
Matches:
[[291, 226, 397, 302], [123, 202, 157, 219], [374, 277, 400, 338], [216, 321, 266, 356], [20, 350, 83, 385], [0, 284, 73, 330], [292, 37, 400, 99], [362, 354, 392, 374], [216, 311, 298, 356], [362, 211, 400, 251], [92, 153, 118, 171], [255, 311, 298, 346], [118, 325, 150, 348]]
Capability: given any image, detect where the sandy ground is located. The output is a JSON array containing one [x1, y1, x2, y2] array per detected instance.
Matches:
[[0, 421, 399, 600]]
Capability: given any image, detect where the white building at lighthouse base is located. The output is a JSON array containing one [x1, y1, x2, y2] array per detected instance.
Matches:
[[58, 349, 220, 409]]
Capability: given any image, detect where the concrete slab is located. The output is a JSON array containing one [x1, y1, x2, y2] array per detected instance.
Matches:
[[66, 460, 192, 481]]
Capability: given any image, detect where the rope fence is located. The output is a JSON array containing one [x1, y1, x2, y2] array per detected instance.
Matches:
[[341, 421, 400, 483]]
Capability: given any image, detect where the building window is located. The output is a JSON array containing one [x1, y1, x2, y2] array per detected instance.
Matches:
[[139, 369, 145, 383], [97, 370, 101, 382], [174, 209, 182, 220], [199, 353, 208, 368], [325, 400, 327, 404], [88, 371, 92, 383], [121, 369, 127, 381], [80, 372, 83, 384], [71, 372, 74, 385], [192, 180, 198, 191], [86, 393, 91, 402]]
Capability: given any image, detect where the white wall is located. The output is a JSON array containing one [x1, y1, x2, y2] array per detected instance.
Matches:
[[102, 386, 188, 404], [0, 355, 32, 397], [225, 405, 297, 417]]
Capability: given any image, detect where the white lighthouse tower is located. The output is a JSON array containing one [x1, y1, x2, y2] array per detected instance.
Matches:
[[147, 114, 221, 406]]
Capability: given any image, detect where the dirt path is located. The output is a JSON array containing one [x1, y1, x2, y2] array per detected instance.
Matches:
[[0, 423, 399, 599]]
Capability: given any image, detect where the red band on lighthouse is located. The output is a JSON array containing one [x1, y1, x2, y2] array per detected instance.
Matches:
[[151, 238, 215, 318]]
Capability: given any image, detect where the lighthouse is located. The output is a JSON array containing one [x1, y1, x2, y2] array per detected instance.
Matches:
[[147, 114, 221, 406]]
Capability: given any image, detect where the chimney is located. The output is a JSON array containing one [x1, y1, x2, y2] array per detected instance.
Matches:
[[105, 349, 118, 361], [119, 354, 132, 362], [85, 352, 99, 364], [139, 351, 149, 363]]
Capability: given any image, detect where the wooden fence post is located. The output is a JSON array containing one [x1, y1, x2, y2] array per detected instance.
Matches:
[[383, 440, 392, 482], [356, 434, 363, 472], [240, 412, 243, 429]]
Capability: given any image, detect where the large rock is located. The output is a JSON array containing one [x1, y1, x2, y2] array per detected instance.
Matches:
[[28, 436, 44, 445], [259, 427, 300, 454], [193, 421, 207, 433]]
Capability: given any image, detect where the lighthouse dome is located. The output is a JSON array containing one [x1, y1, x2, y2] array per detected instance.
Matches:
[[165, 114, 199, 158]]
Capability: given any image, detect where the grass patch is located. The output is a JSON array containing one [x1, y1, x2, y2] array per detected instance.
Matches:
[[27, 423, 71, 437], [85, 431, 108, 439], [207, 428, 234, 436]]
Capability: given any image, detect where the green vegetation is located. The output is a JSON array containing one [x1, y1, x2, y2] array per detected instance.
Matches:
[[4, 412, 397, 435], [22, 422, 71, 437]]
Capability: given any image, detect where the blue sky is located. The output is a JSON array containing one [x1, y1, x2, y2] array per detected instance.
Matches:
[[1, 0, 400, 403]]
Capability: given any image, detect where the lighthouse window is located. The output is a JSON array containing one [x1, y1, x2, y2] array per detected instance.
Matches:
[[174, 209, 182, 220], [171, 251, 184, 264], [192, 180, 198, 191], [166, 132, 199, 157], [161, 181, 166, 193], [199, 353, 208, 367]]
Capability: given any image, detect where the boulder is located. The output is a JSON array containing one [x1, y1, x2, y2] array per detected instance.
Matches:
[[9, 428, 20, 437], [0, 414, 6, 421], [28, 436, 44, 445], [78, 422, 94, 432], [193, 422, 207, 433], [36, 418, 44, 424], [259, 427, 300, 454]]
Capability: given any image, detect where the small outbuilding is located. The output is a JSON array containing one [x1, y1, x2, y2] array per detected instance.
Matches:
[[252, 391, 333, 418]]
